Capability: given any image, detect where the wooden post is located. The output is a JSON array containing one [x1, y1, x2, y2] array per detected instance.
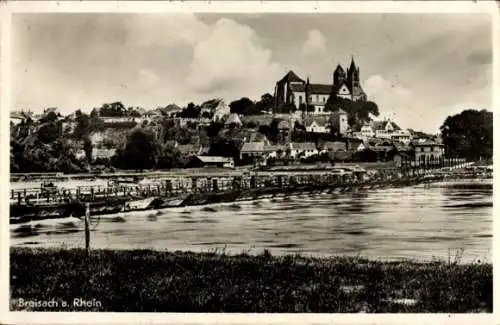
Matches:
[[85, 203, 90, 256]]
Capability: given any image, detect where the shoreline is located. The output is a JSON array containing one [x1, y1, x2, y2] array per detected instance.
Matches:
[[10, 247, 492, 313]]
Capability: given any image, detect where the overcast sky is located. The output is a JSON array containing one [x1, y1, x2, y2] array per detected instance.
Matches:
[[12, 13, 492, 133]]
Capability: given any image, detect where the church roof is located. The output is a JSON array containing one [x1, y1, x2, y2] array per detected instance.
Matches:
[[289, 83, 332, 95], [347, 57, 357, 74], [279, 70, 304, 84], [334, 64, 346, 75]]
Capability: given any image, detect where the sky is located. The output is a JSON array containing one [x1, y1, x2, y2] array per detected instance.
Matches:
[[11, 12, 492, 133]]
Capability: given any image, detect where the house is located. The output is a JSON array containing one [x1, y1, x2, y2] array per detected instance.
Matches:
[[274, 57, 367, 114], [328, 109, 349, 135], [160, 104, 183, 117], [302, 116, 330, 134], [92, 148, 117, 160], [372, 119, 402, 139], [358, 122, 375, 139], [345, 137, 365, 152], [319, 141, 347, 153], [189, 156, 234, 168], [390, 129, 412, 144], [143, 109, 162, 120], [289, 142, 318, 158], [267, 144, 289, 159], [178, 144, 204, 157], [199, 99, 230, 121], [176, 117, 211, 128], [101, 116, 136, 124], [10, 111, 30, 126], [411, 140, 445, 164], [240, 141, 270, 160], [224, 113, 243, 127]]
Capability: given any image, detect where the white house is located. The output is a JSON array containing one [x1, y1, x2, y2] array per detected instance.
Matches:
[[302, 116, 330, 133], [358, 123, 375, 139], [289, 142, 318, 158], [390, 129, 412, 144], [373, 119, 401, 139]]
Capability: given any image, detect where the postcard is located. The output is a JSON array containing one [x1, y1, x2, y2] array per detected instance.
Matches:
[[0, 1, 497, 325]]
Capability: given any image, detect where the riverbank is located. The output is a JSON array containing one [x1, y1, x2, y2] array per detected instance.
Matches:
[[10, 247, 492, 313]]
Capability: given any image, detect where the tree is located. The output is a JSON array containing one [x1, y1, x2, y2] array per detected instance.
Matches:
[[254, 93, 275, 113], [113, 129, 161, 171], [37, 122, 60, 144], [99, 102, 127, 117], [157, 144, 185, 169], [83, 137, 93, 163], [207, 121, 224, 138], [180, 103, 201, 118], [229, 97, 258, 115], [209, 137, 241, 165], [440, 109, 493, 160], [73, 109, 91, 138], [325, 96, 379, 128]]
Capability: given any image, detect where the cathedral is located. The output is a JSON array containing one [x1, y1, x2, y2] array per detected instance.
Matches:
[[274, 57, 367, 115]]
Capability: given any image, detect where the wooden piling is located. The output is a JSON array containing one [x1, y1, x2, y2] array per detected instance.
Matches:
[[85, 202, 90, 256]]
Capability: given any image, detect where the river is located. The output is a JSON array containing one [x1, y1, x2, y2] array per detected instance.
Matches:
[[10, 180, 492, 264]]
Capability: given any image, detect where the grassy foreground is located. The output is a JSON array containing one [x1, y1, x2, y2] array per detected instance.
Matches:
[[10, 247, 492, 313]]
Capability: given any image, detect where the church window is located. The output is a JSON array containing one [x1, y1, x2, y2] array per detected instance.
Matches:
[[299, 96, 303, 104], [316, 95, 319, 102]]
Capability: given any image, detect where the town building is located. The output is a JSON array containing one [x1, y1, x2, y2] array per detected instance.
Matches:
[[411, 139, 445, 164], [319, 141, 347, 154], [92, 148, 117, 161], [328, 109, 349, 135], [274, 57, 367, 114], [177, 144, 207, 157], [188, 156, 235, 168], [199, 99, 231, 122], [302, 116, 329, 133], [289, 142, 318, 158], [353, 118, 411, 143], [240, 141, 271, 161]]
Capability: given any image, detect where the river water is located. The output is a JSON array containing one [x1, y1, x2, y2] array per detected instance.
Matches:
[[10, 180, 492, 263]]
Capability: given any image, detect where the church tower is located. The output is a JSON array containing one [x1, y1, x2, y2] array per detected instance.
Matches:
[[346, 56, 359, 87], [333, 64, 346, 87]]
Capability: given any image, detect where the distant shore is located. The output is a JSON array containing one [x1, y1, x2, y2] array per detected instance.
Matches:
[[10, 247, 492, 313]]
